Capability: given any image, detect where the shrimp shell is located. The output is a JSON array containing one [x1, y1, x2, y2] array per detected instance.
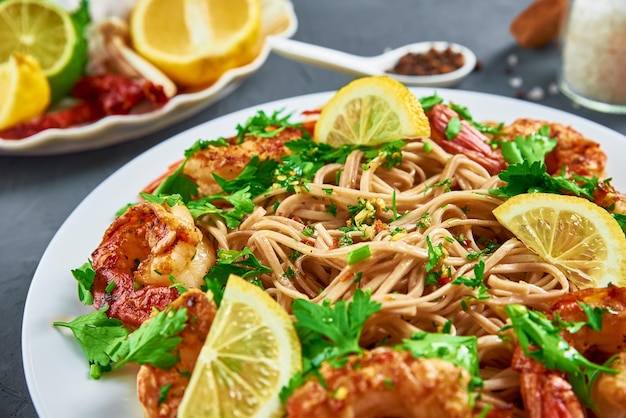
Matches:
[[91, 202, 215, 327]]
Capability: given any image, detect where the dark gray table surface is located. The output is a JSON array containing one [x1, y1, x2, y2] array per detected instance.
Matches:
[[2, 1, 625, 417]]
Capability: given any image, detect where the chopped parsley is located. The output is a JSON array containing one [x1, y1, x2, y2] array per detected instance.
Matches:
[[418, 92, 444, 111], [448, 103, 504, 136], [445, 117, 462, 140], [425, 235, 445, 272], [158, 383, 173, 405], [452, 260, 490, 300]]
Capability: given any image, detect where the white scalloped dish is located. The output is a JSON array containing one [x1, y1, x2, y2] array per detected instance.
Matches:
[[0, 0, 297, 156]]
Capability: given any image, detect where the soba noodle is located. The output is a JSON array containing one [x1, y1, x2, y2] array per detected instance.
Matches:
[[192, 134, 574, 413]]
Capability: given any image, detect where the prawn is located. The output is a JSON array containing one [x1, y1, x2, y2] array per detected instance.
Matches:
[[285, 346, 508, 418], [426, 104, 507, 175], [512, 286, 626, 418], [498, 118, 607, 179], [144, 126, 305, 197], [426, 104, 608, 180], [91, 202, 215, 327], [137, 289, 217, 418]]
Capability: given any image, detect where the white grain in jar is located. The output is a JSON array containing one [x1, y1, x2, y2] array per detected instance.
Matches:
[[561, 0, 626, 108]]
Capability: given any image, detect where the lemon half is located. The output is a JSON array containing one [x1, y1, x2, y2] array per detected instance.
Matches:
[[0, 53, 50, 130], [178, 275, 301, 418], [130, 0, 262, 88], [314, 75, 431, 147], [493, 193, 626, 288]]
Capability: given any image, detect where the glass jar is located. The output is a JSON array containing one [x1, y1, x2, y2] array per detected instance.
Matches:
[[559, 0, 626, 113]]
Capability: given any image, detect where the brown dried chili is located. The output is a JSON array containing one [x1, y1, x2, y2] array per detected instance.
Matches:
[[387, 46, 465, 76]]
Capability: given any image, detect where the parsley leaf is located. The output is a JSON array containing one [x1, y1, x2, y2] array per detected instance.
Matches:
[[55, 303, 191, 379], [418, 92, 444, 111], [613, 213, 626, 235], [141, 192, 184, 208], [577, 302, 605, 331], [152, 160, 199, 203], [398, 331, 482, 390], [114, 307, 188, 369], [497, 125, 557, 165], [203, 248, 272, 306], [72, 260, 96, 305], [294, 289, 381, 364], [489, 161, 598, 200], [445, 117, 462, 140], [53, 307, 128, 379], [425, 235, 445, 272], [214, 155, 279, 197], [186, 187, 255, 228], [452, 260, 490, 300], [504, 304, 617, 409], [280, 289, 382, 403], [236, 109, 302, 143], [448, 103, 504, 135]]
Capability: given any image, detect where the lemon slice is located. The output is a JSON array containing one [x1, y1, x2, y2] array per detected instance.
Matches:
[[314, 75, 431, 147], [0, 53, 50, 130], [130, 0, 262, 88], [178, 275, 301, 418], [0, 0, 87, 102], [493, 193, 626, 288]]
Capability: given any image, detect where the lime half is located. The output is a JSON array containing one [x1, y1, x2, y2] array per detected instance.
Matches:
[[0, 0, 88, 102]]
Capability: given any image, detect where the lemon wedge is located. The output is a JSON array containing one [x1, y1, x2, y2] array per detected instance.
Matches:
[[0, 53, 50, 130], [178, 275, 301, 418], [130, 0, 262, 88], [0, 0, 87, 102], [314, 75, 431, 147], [493, 193, 626, 288]]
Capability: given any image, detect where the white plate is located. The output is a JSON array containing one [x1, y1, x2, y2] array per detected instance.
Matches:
[[0, 0, 297, 156], [22, 88, 626, 418]]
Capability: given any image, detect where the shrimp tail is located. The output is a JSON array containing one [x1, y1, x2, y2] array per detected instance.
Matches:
[[92, 250, 180, 328], [426, 104, 506, 175], [512, 345, 585, 418]]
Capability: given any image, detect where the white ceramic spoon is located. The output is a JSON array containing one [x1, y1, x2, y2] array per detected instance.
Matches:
[[267, 36, 477, 88]]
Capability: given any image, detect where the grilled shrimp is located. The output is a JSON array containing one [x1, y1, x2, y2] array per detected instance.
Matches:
[[426, 104, 507, 175], [511, 346, 585, 418], [498, 119, 607, 178], [286, 347, 474, 418], [144, 126, 304, 197], [513, 286, 626, 418], [137, 289, 217, 418], [592, 351, 626, 418], [426, 104, 609, 180], [91, 202, 215, 327]]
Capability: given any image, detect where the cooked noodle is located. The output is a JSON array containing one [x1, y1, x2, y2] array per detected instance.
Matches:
[[190, 136, 577, 414]]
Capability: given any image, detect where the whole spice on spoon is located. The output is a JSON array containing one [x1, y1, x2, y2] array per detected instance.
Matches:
[[387, 46, 465, 76]]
